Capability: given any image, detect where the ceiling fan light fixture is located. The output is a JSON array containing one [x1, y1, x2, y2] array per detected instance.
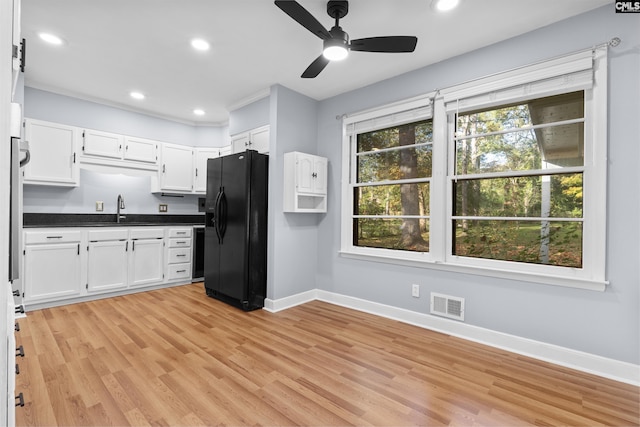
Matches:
[[323, 45, 348, 61]]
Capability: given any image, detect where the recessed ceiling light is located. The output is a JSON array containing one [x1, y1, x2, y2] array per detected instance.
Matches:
[[193, 109, 205, 116], [191, 38, 210, 51], [431, 0, 460, 12], [38, 32, 64, 45], [130, 91, 145, 100]]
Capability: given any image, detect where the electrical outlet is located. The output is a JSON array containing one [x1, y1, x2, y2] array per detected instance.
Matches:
[[96, 201, 104, 212], [159, 204, 168, 213], [412, 284, 420, 298]]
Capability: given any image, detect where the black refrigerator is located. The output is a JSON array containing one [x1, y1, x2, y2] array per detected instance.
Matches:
[[204, 150, 268, 311]]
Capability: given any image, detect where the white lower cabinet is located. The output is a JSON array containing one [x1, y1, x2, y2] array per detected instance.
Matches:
[[129, 229, 165, 288], [87, 229, 128, 294], [167, 228, 192, 281], [23, 226, 193, 308], [23, 230, 82, 304]]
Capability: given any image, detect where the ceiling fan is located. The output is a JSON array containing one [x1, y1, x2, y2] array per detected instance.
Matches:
[[274, 0, 418, 78]]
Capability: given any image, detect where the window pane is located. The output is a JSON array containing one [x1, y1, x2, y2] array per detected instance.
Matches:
[[357, 145, 432, 183], [453, 173, 583, 218], [355, 183, 430, 216], [357, 120, 432, 152], [453, 220, 582, 268], [354, 218, 429, 252], [455, 123, 584, 175], [456, 91, 584, 133]]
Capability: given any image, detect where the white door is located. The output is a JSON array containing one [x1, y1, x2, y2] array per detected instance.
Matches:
[[124, 136, 158, 164], [23, 243, 82, 303], [194, 148, 219, 193], [83, 129, 123, 159], [160, 144, 193, 192], [23, 119, 79, 186], [231, 133, 250, 153], [296, 153, 315, 193], [313, 156, 328, 194], [130, 238, 164, 287], [87, 240, 128, 293], [249, 126, 270, 153]]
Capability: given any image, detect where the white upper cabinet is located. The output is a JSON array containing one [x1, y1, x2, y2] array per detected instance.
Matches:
[[23, 118, 79, 186], [231, 125, 269, 154], [194, 148, 219, 194], [81, 128, 158, 170], [123, 136, 158, 164], [82, 128, 123, 159], [283, 151, 328, 213], [156, 143, 194, 193]]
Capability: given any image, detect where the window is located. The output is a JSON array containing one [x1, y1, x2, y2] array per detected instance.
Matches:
[[341, 47, 608, 290]]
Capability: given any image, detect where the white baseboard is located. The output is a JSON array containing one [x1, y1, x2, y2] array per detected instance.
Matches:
[[264, 288, 640, 386]]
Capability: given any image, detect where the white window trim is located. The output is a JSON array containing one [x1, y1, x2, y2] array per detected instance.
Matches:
[[340, 47, 608, 292]]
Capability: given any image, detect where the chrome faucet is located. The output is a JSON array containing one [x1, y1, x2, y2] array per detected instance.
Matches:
[[117, 194, 126, 223]]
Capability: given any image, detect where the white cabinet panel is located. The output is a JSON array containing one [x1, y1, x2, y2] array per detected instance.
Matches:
[[159, 143, 194, 193], [82, 129, 123, 159], [87, 239, 128, 293], [23, 240, 82, 303], [124, 136, 158, 164], [231, 125, 269, 154], [129, 238, 164, 287], [194, 148, 219, 193], [23, 119, 79, 186]]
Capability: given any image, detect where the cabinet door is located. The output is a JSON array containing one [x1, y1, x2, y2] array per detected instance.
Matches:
[[219, 145, 232, 157], [194, 148, 219, 193], [130, 238, 164, 287], [313, 156, 328, 194], [87, 240, 128, 293], [231, 133, 250, 154], [296, 153, 315, 193], [249, 126, 269, 153], [82, 129, 123, 159], [124, 136, 158, 164], [23, 119, 79, 186], [160, 144, 194, 192], [23, 243, 82, 303]]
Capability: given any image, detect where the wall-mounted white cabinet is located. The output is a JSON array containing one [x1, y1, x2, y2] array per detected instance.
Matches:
[[194, 148, 220, 193], [81, 129, 158, 171], [283, 151, 328, 213], [156, 143, 194, 193], [23, 119, 79, 187], [231, 125, 269, 154]]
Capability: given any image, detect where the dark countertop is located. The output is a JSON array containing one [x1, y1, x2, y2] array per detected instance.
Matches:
[[24, 213, 205, 228]]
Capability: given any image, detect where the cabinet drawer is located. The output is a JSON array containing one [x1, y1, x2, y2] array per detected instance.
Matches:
[[130, 228, 164, 239], [25, 230, 82, 244], [169, 228, 192, 238], [169, 237, 191, 248], [88, 229, 128, 241], [168, 247, 190, 264], [168, 263, 191, 280]]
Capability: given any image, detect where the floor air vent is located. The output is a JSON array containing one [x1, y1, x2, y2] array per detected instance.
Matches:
[[430, 292, 465, 321]]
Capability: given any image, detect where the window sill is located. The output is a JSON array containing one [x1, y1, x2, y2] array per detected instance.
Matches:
[[338, 250, 607, 292]]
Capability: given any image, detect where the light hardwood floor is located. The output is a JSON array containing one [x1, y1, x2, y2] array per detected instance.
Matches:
[[14, 283, 639, 426]]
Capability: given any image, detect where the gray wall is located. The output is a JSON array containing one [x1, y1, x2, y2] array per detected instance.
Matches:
[[314, 6, 639, 365], [23, 87, 229, 214], [228, 95, 270, 135]]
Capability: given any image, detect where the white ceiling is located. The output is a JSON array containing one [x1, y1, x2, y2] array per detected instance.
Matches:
[[21, 0, 611, 126]]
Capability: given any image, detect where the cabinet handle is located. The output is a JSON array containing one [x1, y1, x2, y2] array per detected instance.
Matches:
[[162, 164, 166, 173], [177, 231, 187, 235], [15, 393, 24, 407], [73, 152, 76, 163], [46, 236, 63, 239], [126, 241, 128, 251], [176, 269, 186, 273], [176, 241, 186, 244], [15, 305, 24, 314], [16, 345, 24, 358], [16, 363, 20, 375], [176, 254, 186, 257], [15, 322, 20, 332], [312, 172, 317, 178], [13, 289, 20, 297], [195, 168, 198, 177]]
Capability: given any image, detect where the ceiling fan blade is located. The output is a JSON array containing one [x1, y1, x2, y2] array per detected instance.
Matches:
[[274, 1, 331, 40], [301, 55, 330, 78], [350, 36, 418, 53]]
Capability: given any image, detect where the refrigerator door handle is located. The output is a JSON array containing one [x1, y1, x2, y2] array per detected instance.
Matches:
[[219, 188, 228, 242], [213, 189, 222, 244]]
